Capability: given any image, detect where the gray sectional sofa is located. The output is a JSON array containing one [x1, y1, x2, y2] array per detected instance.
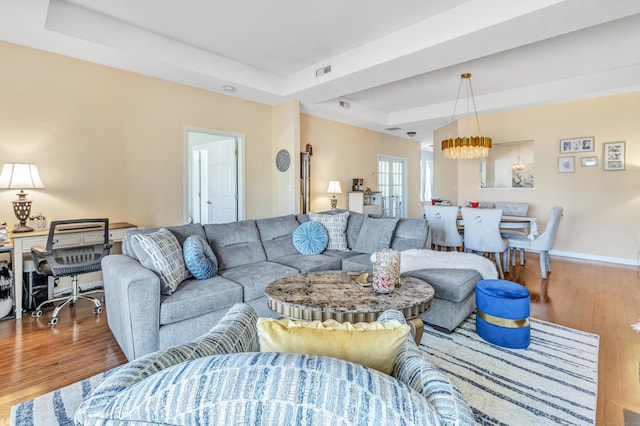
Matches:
[[103, 210, 482, 360]]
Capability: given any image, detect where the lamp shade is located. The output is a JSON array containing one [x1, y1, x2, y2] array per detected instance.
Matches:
[[0, 163, 45, 189], [326, 180, 342, 194]]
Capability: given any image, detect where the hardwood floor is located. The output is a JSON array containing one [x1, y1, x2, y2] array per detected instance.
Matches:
[[0, 254, 639, 425]]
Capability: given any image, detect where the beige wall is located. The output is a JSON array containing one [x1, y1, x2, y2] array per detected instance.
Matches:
[[434, 91, 640, 264], [271, 101, 300, 217], [0, 41, 420, 234], [300, 114, 422, 216], [0, 41, 279, 228]]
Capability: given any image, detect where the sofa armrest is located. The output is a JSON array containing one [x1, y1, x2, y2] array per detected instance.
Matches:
[[102, 254, 162, 361], [75, 303, 259, 425], [393, 344, 474, 425], [378, 310, 474, 425]]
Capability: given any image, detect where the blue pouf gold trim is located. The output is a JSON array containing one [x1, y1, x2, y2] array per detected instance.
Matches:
[[476, 279, 530, 349]]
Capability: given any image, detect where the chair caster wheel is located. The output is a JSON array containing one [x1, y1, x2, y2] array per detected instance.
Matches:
[[32, 310, 43, 318], [93, 306, 102, 314], [48, 317, 58, 326]]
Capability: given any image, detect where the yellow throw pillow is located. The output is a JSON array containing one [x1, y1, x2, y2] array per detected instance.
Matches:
[[257, 317, 410, 375]]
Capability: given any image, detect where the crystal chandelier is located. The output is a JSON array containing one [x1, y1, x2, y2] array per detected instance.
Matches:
[[441, 73, 492, 160]]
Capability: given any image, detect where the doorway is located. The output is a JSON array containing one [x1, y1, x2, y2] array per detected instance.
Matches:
[[186, 128, 244, 224], [378, 155, 408, 217]]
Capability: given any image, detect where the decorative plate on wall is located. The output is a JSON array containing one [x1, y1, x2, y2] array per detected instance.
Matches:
[[276, 149, 290, 172]]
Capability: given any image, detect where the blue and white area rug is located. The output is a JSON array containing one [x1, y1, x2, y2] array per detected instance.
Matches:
[[421, 315, 599, 425], [12, 315, 599, 426]]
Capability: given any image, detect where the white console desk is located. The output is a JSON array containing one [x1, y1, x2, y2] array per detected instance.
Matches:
[[10, 222, 137, 319]]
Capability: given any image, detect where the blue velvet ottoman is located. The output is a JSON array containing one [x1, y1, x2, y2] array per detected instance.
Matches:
[[475, 279, 530, 349]]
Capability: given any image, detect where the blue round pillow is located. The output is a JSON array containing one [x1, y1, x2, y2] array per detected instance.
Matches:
[[183, 235, 218, 280], [293, 221, 328, 255]]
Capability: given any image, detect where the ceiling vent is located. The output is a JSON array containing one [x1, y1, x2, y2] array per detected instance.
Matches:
[[339, 100, 350, 109], [385, 127, 402, 131], [315, 65, 332, 77]]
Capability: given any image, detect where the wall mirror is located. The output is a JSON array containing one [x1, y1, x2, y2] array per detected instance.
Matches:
[[481, 140, 534, 188]]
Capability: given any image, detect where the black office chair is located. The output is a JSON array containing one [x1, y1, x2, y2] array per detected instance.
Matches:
[[31, 218, 112, 325]]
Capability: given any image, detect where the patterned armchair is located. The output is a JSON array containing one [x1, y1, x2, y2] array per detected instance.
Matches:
[[76, 304, 474, 425]]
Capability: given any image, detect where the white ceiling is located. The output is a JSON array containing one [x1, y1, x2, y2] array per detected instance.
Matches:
[[1, 0, 640, 147]]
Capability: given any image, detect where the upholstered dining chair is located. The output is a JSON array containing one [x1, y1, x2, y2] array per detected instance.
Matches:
[[424, 205, 463, 251], [31, 218, 112, 325], [460, 207, 508, 278], [507, 206, 563, 279]]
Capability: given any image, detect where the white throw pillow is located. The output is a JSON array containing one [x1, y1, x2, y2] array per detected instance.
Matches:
[[308, 211, 349, 251], [132, 228, 190, 295]]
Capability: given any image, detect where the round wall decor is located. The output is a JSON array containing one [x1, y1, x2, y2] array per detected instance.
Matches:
[[276, 149, 291, 172]]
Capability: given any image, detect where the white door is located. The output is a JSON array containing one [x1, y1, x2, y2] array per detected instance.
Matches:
[[378, 155, 408, 217], [187, 130, 242, 224]]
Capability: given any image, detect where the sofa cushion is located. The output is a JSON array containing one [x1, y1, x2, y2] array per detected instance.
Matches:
[[353, 216, 398, 253], [257, 318, 410, 374], [204, 220, 267, 270], [183, 235, 218, 280], [218, 261, 299, 302], [403, 268, 481, 303], [132, 228, 190, 295], [341, 253, 375, 271], [272, 253, 341, 272], [391, 218, 429, 251], [345, 212, 366, 249], [308, 211, 349, 251], [256, 215, 300, 260], [292, 221, 328, 255], [160, 277, 243, 325]]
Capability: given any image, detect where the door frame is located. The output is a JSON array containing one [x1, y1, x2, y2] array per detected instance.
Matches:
[[184, 126, 245, 223], [377, 154, 408, 217]]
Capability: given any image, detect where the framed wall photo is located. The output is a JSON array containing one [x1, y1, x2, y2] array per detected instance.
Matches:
[[560, 137, 595, 153], [603, 141, 625, 171], [558, 156, 575, 173], [581, 156, 598, 167]]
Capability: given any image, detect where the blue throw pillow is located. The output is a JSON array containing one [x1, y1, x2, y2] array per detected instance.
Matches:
[[183, 235, 218, 280], [293, 221, 328, 255]]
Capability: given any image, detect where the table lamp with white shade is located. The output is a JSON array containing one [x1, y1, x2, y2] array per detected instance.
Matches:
[[0, 163, 45, 233], [327, 180, 342, 209]]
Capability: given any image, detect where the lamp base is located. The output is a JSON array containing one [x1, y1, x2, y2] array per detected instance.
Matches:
[[330, 197, 338, 209], [12, 224, 34, 233], [12, 196, 33, 233]]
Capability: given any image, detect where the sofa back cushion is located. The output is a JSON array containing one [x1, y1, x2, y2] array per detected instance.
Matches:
[[352, 216, 399, 253], [123, 223, 206, 262], [256, 215, 299, 260], [204, 220, 266, 270], [391, 218, 430, 251], [346, 212, 365, 249]]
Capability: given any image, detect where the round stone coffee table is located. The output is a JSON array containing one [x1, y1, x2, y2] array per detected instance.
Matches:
[[265, 270, 435, 343]]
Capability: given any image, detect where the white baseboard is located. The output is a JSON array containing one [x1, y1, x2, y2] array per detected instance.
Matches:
[[549, 249, 637, 267]]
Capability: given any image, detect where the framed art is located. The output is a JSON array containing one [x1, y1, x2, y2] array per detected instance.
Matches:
[[581, 156, 598, 167], [560, 137, 594, 153], [558, 156, 575, 173], [603, 141, 625, 171]]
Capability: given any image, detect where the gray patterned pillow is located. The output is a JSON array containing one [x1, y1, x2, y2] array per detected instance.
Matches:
[[309, 211, 349, 251], [132, 228, 190, 295]]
